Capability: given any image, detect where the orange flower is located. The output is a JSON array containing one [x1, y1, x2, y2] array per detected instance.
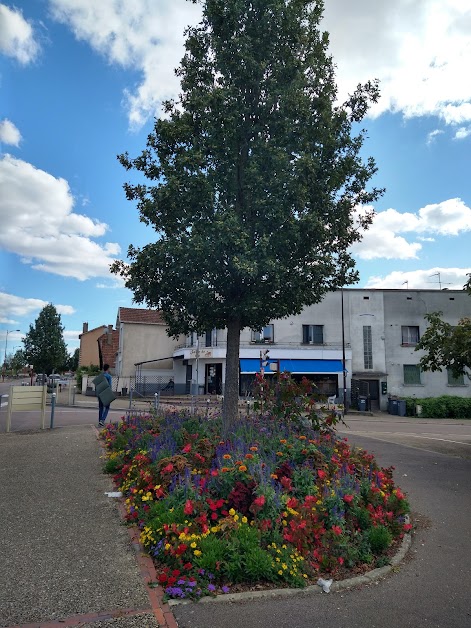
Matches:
[[238, 465, 248, 472], [221, 467, 231, 473], [223, 454, 231, 460], [298, 435, 307, 440], [279, 439, 287, 444], [276, 451, 283, 456], [245, 453, 254, 460], [249, 446, 258, 452]]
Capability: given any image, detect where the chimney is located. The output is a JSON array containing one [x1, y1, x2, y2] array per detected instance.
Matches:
[[83, 322, 89, 333], [107, 325, 113, 345]]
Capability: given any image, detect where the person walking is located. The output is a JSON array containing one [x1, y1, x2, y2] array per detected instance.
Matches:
[[98, 363, 112, 427]]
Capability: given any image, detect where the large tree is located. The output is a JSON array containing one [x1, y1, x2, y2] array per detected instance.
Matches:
[[112, 0, 383, 430], [23, 304, 68, 376]]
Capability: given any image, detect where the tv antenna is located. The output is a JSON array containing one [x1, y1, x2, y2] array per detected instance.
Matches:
[[429, 272, 452, 290]]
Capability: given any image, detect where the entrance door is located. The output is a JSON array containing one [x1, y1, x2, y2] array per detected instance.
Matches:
[[185, 364, 192, 395], [205, 363, 222, 394], [363, 379, 380, 411]]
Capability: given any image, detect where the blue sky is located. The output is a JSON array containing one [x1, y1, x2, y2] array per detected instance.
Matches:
[[1, 0, 470, 357]]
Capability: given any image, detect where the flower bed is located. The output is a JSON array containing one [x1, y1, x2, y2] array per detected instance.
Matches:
[[101, 403, 410, 601]]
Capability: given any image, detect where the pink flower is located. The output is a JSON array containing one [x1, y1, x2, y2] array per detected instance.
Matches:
[[343, 494, 354, 504], [182, 444, 192, 453], [317, 469, 327, 480]]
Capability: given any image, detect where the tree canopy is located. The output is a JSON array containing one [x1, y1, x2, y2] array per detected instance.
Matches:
[[112, 0, 383, 427], [23, 304, 69, 375], [416, 311, 471, 379]]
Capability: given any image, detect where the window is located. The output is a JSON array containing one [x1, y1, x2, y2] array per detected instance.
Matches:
[[403, 364, 421, 385], [302, 324, 324, 344], [251, 325, 274, 343], [447, 369, 465, 386], [363, 326, 373, 369], [205, 329, 217, 347], [401, 326, 420, 346]]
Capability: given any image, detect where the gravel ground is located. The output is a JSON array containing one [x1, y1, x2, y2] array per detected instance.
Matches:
[[0, 425, 154, 627]]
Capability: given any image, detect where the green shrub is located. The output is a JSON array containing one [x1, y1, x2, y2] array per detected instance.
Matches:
[[402, 395, 471, 419], [368, 525, 392, 553]]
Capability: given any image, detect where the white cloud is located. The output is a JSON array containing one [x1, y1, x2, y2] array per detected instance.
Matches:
[[0, 3, 40, 64], [454, 126, 471, 140], [0, 154, 121, 280], [0, 292, 75, 324], [426, 129, 443, 146], [353, 198, 471, 260], [322, 0, 471, 128], [46, 1, 471, 130], [364, 267, 471, 290], [49, 0, 202, 128], [0, 119, 22, 146]]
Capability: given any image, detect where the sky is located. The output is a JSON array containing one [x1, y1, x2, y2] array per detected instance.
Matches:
[[1, 0, 470, 357]]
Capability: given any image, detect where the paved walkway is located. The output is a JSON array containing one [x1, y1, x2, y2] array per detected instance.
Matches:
[[0, 425, 175, 628]]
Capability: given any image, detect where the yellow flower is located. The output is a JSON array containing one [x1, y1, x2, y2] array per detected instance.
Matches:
[[228, 508, 236, 516], [234, 514, 239, 522], [165, 543, 171, 550], [194, 549, 202, 556], [241, 516, 248, 524], [190, 542, 197, 548], [278, 570, 283, 575]]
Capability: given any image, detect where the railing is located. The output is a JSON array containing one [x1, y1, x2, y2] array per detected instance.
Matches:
[[175, 340, 351, 350]]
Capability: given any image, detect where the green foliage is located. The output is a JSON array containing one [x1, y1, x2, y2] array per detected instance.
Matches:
[[416, 311, 471, 379], [252, 371, 343, 432], [368, 526, 392, 554], [111, 0, 383, 428], [23, 304, 68, 375], [403, 395, 471, 418]]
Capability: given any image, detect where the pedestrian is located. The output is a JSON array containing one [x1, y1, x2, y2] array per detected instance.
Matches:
[[98, 363, 112, 427]]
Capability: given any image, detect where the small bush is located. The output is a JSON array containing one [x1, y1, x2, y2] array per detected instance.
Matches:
[[368, 526, 392, 554], [403, 395, 471, 419]]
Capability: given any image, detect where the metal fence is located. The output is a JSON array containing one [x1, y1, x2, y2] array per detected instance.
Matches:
[[133, 374, 175, 397]]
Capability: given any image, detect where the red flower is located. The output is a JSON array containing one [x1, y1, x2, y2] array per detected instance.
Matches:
[[182, 444, 192, 453], [331, 525, 343, 536], [317, 469, 327, 480], [162, 463, 174, 473], [158, 573, 168, 584], [343, 494, 354, 504], [184, 500, 194, 515], [167, 576, 177, 586], [183, 562, 193, 570], [286, 497, 298, 509], [403, 523, 413, 531]]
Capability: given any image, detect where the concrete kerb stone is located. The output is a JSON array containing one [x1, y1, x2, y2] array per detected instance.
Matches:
[[167, 532, 412, 607]]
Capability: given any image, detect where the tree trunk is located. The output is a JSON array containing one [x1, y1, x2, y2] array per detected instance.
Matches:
[[223, 318, 241, 434]]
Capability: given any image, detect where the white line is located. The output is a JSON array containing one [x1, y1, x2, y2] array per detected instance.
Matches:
[[339, 429, 471, 446]]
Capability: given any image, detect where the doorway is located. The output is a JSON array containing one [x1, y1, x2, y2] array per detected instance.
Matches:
[[205, 363, 222, 395]]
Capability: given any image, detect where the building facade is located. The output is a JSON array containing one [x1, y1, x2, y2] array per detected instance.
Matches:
[[172, 288, 470, 409]]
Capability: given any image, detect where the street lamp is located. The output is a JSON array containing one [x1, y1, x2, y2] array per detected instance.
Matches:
[[341, 288, 347, 414]]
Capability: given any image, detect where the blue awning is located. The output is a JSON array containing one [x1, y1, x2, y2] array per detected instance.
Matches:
[[239, 358, 344, 374]]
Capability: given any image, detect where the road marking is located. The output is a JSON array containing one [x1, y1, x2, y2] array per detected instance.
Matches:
[[339, 429, 471, 446]]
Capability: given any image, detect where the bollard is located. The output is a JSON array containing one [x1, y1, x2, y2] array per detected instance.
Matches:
[[154, 392, 160, 410], [72, 385, 76, 406], [50, 392, 56, 429], [129, 389, 133, 409], [246, 400, 250, 416], [206, 397, 210, 418]]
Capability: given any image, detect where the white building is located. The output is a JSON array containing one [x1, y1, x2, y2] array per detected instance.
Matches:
[[172, 288, 470, 410]]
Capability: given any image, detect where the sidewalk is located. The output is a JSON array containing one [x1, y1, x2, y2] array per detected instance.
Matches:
[[0, 425, 174, 628]]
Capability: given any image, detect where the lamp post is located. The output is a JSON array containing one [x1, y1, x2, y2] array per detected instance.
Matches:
[[3, 329, 20, 380], [341, 288, 347, 414]]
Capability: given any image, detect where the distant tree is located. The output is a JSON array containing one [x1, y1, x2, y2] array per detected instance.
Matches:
[[23, 304, 68, 375], [10, 349, 28, 375], [67, 348, 80, 372], [416, 312, 471, 380], [112, 0, 383, 429]]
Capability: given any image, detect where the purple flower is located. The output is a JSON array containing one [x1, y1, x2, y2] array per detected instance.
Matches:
[[222, 586, 230, 594], [207, 584, 216, 592]]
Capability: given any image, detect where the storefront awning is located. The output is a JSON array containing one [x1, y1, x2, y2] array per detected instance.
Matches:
[[239, 358, 344, 374]]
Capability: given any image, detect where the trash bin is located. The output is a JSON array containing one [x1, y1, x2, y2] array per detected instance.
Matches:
[[358, 396, 367, 411], [389, 399, 398, 415], [121, 387, 128, 396], [397, 400, 407, 417]]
